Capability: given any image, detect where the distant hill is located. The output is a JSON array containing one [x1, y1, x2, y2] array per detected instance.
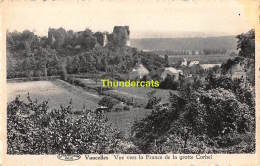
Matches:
[[130, 36, 237, 51]]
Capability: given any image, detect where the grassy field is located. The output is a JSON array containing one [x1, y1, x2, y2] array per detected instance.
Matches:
[[105, 107, 152, 137], [107, 86, 178, 104], [7, 80, 99, 111], [7, 80, 156, 137]]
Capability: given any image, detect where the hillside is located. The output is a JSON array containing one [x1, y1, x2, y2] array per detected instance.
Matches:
[[6, 27, 166, 79], [130, 36, 237, 51]]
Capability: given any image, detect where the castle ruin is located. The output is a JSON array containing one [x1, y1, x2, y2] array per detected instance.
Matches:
[[99, 26, 131, 47]]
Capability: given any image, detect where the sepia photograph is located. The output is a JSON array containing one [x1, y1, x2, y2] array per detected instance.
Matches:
[[1, 0, 259, 165]]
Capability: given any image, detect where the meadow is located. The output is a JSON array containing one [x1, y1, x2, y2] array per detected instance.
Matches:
[[7, 80, 155, 136], [105, 108, 152, 137], [66, 77, 177, 106], [106, 86, 178, 104], [7, 80, 99, 111]]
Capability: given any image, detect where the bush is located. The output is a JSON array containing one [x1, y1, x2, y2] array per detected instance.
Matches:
[[7, 95, 138, 154], [159, 75, 180, 90], [146, 96, 161, 109], [123, 106, 130, 111], [131, 88, 255, 153], [146, 90, 162, 109], [98, 96, 120, 110]]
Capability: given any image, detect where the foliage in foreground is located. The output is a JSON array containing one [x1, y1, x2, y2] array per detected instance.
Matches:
[[7, 95, 139, 154], [131, 29, 255, 154], [131, 85, 255, 154]]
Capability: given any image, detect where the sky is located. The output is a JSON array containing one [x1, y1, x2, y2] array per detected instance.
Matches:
[[4, 0, 254, 38]]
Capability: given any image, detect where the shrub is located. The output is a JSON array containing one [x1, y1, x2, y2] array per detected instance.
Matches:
[[159, 75, 180, 90], [7, 95, 138, 154], [123, 106, 130, 111], [98, 96, 120, 110], [146, 96, 161, 109], [146, 90, 162, 109], [131, 88, 255, 153]]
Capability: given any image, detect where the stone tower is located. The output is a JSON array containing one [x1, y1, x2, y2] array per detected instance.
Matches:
[[112, 26, 130, 47]]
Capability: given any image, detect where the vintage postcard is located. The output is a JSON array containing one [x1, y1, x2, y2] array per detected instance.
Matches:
[[0, 0, 259, 165]]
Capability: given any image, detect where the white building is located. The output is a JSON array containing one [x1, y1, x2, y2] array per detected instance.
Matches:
[[180, 58, 188, 66], [188, 60, 200, 67], [160, 67, 183, 81], [200, 64, 221, 70], [129, 64, 149, 80]]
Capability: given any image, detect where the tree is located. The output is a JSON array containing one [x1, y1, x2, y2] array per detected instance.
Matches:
[[77, 28, 97, 50], [98, 96, 120, 111], [85, 53, 96, 72], [159, 75, 180, 90], [78, 55, 87, 73], [36, 47, 57, 78], [131, 87, 255, 153], [146, 90, 161, 109], [7, 96, 138, 154], [22, 57, 33, 79], [101, 57, 108, 72], [206, 74, 234, 90], [94, 32, 105, 46], [72, 56, 81, 73], [164, 54, 169, 67], [60, 59, 68, 80], [236, 29, 255, 59], [48, 27, 67, 48]]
